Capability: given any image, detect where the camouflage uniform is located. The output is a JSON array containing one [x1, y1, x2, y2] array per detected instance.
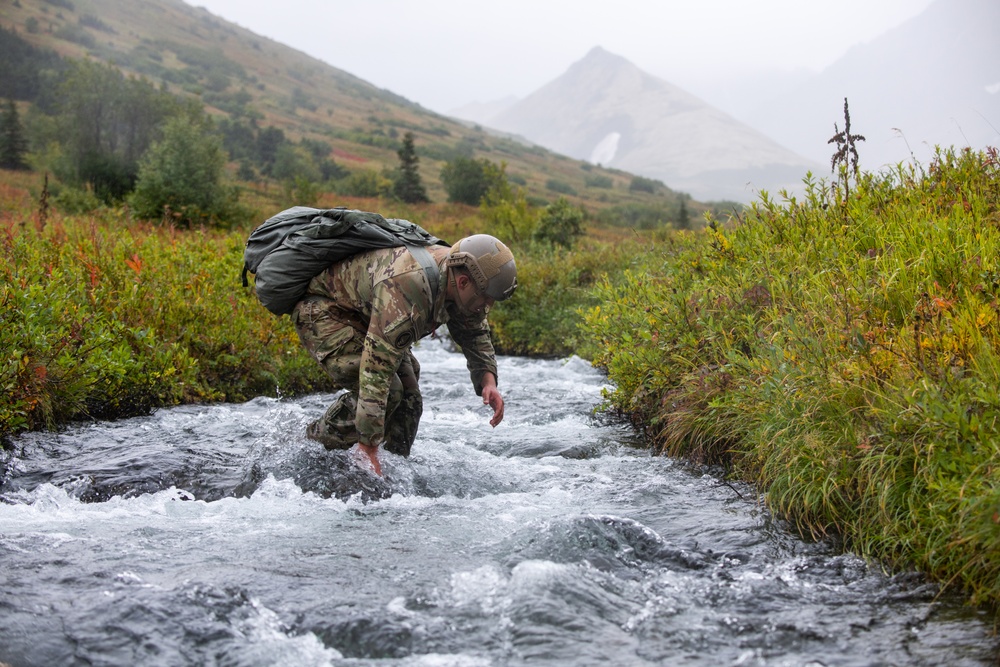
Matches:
[[292, 244, 498, 456]]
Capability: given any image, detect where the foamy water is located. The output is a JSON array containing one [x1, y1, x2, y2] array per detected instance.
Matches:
[[1, 340, 995, 666]]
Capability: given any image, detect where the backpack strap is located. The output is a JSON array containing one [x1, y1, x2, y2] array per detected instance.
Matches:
[[405, 244, 441, 306]]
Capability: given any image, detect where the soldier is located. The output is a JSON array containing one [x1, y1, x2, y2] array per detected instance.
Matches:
[[292, 234, 517, 476]]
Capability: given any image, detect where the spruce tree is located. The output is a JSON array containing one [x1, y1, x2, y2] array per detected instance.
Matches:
[[0, 99, 30, 171], [393, 132, 429, 203]]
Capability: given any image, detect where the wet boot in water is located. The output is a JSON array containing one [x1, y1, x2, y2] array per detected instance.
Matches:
[[307, 392, 360, 450]]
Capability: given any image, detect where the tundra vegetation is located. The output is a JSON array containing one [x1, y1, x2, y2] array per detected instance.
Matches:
[[583, 145, 1000, 614], [0, 168, 640, 438]]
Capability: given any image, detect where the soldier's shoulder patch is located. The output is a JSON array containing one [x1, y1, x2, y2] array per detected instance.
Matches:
[[384, 314, 417, 349], [393, 329, 415, 349]]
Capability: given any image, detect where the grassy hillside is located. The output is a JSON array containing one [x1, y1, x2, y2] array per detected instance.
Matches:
[[1, 0, 717, 219]]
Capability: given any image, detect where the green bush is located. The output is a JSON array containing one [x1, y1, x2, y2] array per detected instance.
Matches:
[[585, 174, 614, 189], [336, 168, 393, 198], [545, 178, 576, 195], [440, 156, 494, 205], [489, 238, 647, 357], [270, 143, 321, 184], [130, 114, 243, 226], [0, 210, 327, 439], [52, 184, 101, 214], [596, 202, 676, 229], [628, 176, 662, 193], [533, 197, 585, 249], [480, 162, 536, 244]]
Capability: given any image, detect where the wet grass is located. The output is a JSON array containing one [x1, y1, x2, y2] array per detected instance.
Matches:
[[582, 147, 1000, 614]]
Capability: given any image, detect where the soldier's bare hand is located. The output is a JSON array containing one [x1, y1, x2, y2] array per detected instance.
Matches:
[[353, 442, 382, 476], [482, 385, 505, 427]]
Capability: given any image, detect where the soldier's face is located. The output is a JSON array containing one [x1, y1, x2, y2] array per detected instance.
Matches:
[[456, 274, 494, 316]]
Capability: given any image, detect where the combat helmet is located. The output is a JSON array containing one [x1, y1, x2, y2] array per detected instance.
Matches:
[[446, 234, 517, 301]]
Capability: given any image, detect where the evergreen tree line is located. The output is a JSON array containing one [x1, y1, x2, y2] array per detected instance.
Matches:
[[0, 25, 442, 224]]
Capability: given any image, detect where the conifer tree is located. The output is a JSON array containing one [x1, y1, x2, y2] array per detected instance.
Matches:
[[393, 132, 429, 203], [678, 198, 690, 229], [0, 99, 30, 170]]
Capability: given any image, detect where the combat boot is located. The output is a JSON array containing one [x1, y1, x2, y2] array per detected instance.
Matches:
[[307, 392, 360, 450]]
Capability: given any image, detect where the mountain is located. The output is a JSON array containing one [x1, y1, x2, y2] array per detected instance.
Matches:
[[480, 47, 820, 203], [743, 0, 1000, 170], [0, 0, 682, 213]]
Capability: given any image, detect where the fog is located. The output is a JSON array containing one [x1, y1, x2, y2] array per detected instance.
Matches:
[[184, 0, 933, 116], [186, 0, 998, 183]]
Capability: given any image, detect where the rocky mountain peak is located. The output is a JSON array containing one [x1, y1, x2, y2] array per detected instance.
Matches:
[[488, 47, 817, 202]]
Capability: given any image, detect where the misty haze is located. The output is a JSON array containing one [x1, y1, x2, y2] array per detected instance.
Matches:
[[450, 0, 999, 202]]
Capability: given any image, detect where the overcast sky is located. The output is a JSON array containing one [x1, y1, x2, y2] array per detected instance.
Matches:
[[184, 0, 935, 116]]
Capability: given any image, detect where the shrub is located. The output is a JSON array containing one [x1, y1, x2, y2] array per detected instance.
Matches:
[[533, 197, 585, 249], [479, 161, 535, 243], [336, 168, 393, 198], [490, 237, 647, 357], [130, 114, 242, 227], [52, 185, 101, 214], [628, 175, 662, 193], [544, 178, 576, 195], [440, 156, 493, 206], [585, 174, 614, 189], [596, 202, 675, 229], [0, 210, 326, 439], [270, 143, 320, 184]]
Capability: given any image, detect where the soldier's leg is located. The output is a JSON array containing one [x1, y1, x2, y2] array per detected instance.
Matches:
[[292, 297, 410, 451], [306, 392, 360, 449], [313, 358, 409, 451], [293, 297, 365, 449]]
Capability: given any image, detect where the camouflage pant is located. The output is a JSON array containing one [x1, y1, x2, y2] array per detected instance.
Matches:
[[292, 296, 422, 457]]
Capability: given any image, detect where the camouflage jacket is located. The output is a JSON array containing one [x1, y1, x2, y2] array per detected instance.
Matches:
[[303, 245, 498, 444]]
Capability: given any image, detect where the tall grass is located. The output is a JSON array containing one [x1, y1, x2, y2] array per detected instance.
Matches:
[[488, 236, 650, 357], [583, 147, 1000, 610]]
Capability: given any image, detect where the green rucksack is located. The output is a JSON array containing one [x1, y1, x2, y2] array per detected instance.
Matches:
[[242, 206, 449, 316]]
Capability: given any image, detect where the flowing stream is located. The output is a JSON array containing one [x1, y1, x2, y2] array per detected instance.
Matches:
[[1, 341, 996, 666]]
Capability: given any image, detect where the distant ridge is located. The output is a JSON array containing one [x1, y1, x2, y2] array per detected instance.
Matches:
[[448, 96, 519, 127], [0, 0, 688, 212], [484, 47, 819, 202]]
